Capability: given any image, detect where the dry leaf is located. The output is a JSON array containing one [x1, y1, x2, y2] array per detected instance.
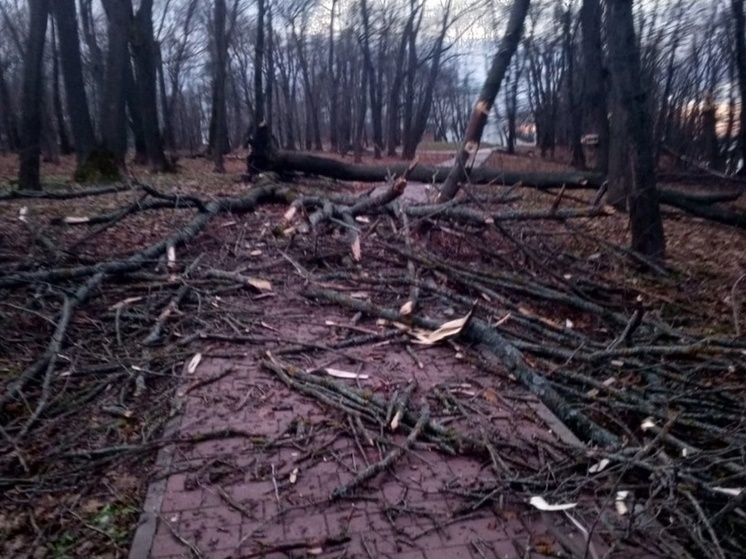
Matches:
[[712, 486, 743, 497], [289, 468, 299, 484], [250, 249, 263, 256], [63, 216, 90, 224], [400, 300, 414, 315], [588, 458, 610, 473], [483, 387, 498, 404], [247, 277, 272, 292], [390, 410, 403, 431], [411, 311, 472, 345], [640, 418, 656, 431], [355, 215, 370, 224], [187, 353, 202, 374], [529, 496, 577, 511], [109, 296, 145, 310], [167, 245, 176, 269], [18, 207, 28, 222], [324, 368, 369, 380], [283, 206, 297, 222], [307, 547, 323, 556], [351, 236, 361, 261]]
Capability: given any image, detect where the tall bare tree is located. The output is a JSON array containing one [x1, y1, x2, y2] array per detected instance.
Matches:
[[733, 0, 746, 173], [607, 0, 665, 262], [18, 0, 50, 190]]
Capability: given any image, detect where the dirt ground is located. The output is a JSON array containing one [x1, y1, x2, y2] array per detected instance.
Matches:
[[1, 148, 746, 558]]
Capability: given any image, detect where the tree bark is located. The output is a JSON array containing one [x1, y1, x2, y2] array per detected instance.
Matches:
[[18, 0, 50, 190], [213, 0, 228, 173], [131, 0, 172, 172], [52, 0, 96, 168], [328, 0, 339, 152], [438, 0, 531, 202], [100, 0, 131, 165], [580, 0, 609, 173], [606, 0, 665, 262], [360, 0, 383, 159], [0, 61, 21, 151], [51, 21, 73, 156], [254, 0, 265, 127], [401, 1, 452, 160], [732, 0, 746, 173]]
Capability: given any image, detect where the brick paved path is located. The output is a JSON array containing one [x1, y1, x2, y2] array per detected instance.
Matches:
[[127, 284, 658, 559]]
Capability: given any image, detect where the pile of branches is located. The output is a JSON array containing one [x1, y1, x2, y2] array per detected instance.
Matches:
[[276, 176, 746, 558], [1, 167, 745, 557]]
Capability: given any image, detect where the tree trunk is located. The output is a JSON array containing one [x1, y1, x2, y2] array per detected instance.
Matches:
[[0, 62, 21, 151], [732, 0, 746, 173], [401, 1, 452, 160], [563, 9, 584, 169], [52, 0, 96, 168], [254, 0, 265, 127], [18, 0, 50, 190], [131, 0, 171, 172], [580, 0, 609, 173], [266, 5, 274, 134], [213, 0, 228, 173], [328, 0, 339, 152], [439, 0, 530, 202], [702, 92, 720, 170], [606, 98, 631, 209], [100, 0, 131, 165], [607, 0, 665, 263], [360, 0, 382, 159], [51, 21, 73, 156], [125, 59, 148, 165], [79, 0, 106, 128]]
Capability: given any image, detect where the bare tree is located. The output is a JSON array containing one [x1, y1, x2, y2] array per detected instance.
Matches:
[[18, 0, 49, 190], [131, 0, 172, 171], [607, 0, 665, 262], [733, 0, 746, 173]]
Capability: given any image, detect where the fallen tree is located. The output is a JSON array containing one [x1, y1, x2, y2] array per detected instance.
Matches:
[[246, 140, 746, 229]]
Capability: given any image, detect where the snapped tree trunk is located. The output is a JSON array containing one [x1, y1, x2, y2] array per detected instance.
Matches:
[[52, 0, 96, 170], [18, 0, 50, 190], [607, 0, 665, 262], [438, 0, 530, 202]]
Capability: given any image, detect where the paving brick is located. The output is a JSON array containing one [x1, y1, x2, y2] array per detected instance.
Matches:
[[160, 490, 208, 513], [423, 544, 474, 559], [149, 532, 188, 558], [284, 513, 328, 540]]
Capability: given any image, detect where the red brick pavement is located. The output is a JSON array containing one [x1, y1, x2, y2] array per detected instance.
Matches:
[[128, 293, 663, 559]]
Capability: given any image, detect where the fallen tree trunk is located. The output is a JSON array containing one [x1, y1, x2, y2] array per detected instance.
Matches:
[[248, 149, 604, 190]]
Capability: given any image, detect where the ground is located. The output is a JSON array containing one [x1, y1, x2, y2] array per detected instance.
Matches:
[[1, 147, 746, 558]]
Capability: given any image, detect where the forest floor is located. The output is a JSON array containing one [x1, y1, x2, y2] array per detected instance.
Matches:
[[1, 147, 746, 558]]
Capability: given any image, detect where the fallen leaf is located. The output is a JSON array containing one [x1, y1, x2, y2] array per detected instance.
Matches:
[[712, 486, 743, 497], [324, 368, 369, 380], [247, 277, 272, 292], [289, 468, 299, 484], [167, 245, 176, 269], [390, 410, 403, 431], [529, 496, 577, 511], [411, 311, 472, 345], [400, 300, 414, 315], [351, 236, 361, 261], [18, 207, 28, 222], [63, 216, 90, 224], [483, 387, 499, 404], [588, 458, 610, 473], [187, 353, 202, 374], [283, 206, 297, 222]]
